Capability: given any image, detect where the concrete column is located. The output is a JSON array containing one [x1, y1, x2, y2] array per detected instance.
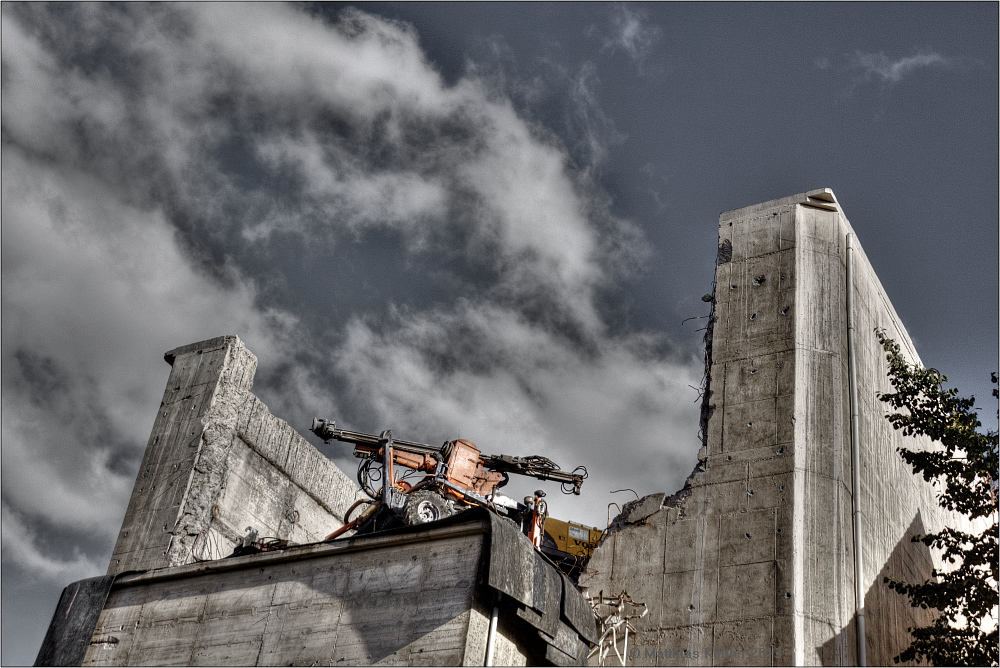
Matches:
[[107, 335, 364, 576], [107, 336, 257, 575], [579, 189, 968, 666]]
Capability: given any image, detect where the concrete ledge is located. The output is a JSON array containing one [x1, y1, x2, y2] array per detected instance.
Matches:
[[112, 518, 492, 589]]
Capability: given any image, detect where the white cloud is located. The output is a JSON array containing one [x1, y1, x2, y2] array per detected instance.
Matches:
[[849, 50, 951, 83], [599, 5, 662, 68], [333, 303, 702, 524], [1, 3, 702, 578], [192, 4, 451, 121], [1, 507, 105, 585], [565, 61, 627, 174], [1, 144, 295, 540]]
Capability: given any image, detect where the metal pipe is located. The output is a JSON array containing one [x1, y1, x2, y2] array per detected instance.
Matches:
[[382, 430, 394, 508], [485, 591, 501, 666], [622, 622, 629, 667], [846, 233, 867, 666], [310, 418, 446, 456]]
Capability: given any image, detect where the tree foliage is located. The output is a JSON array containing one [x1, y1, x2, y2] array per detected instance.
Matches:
[[876, 330, 998, 666]]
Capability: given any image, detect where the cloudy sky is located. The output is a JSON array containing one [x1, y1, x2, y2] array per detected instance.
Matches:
[[2, 3, 996, 663]]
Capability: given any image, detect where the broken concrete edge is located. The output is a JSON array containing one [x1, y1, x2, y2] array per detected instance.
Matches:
[[163, 335, 362, 562], [164, 335, 248, 368], [623, 493, 666, 524], [600, 188, 841, 542], [600, 189, 735, 541], [602, 465, 701, 538]]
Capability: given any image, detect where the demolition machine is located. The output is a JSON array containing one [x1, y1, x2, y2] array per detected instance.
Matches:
[[310, 418, 587, 541]]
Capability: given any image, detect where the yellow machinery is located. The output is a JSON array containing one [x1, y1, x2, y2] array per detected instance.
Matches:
[[540, 517, 604, 577]]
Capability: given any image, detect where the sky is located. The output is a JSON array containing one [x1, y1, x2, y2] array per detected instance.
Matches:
[[1, 3, 997, 664]]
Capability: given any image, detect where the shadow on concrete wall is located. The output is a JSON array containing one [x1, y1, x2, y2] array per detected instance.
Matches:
[[819, 510, 936, 666], [96, 553, 478, 665]]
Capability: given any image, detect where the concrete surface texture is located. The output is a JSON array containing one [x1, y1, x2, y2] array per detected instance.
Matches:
[[578, 189, 970, 666], [107, 335, 366, 576], [88, 522, 504, 666], [82, 512, 595, 666]]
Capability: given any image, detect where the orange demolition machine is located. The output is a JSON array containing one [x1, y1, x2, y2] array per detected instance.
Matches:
[[310, 418, 587, 542]]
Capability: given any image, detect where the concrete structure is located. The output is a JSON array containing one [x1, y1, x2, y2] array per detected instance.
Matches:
[[579, 188, 970, 665], [66, 511, 594, 666], [106, 336, 366, 575], [39, 189, 970, 666], [38, 337, 597, 667], [39, 511, 596, 666]]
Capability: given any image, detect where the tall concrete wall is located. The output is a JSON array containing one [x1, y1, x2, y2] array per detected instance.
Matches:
[[107, 335, 365, 575], [579, 189, 968, 666]]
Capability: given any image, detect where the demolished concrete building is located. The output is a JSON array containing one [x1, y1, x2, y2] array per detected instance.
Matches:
[[578, 188, 971, 666], [37, 189, 972, 666], [37, 334, 597, 666]]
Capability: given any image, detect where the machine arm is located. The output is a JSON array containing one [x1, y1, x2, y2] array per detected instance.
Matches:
[[481, 454, 587, 495], [310, 418, 445, 458], [311, 417, 586, 494]]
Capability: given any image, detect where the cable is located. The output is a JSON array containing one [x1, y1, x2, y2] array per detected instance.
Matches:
[[562, 465, 588, 494]]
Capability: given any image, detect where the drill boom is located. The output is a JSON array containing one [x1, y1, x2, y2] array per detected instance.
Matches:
[[311, 418, 444, 457], [480, 453, 585, 494], [311, 418, 585, 494]]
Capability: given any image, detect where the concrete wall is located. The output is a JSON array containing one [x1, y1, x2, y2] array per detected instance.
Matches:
[[81, 515, 599, 666], [579, 189, 968, 666], [88, 522, 500, 666], [91, 337, 594, 667], [107, 335, 365, 575]]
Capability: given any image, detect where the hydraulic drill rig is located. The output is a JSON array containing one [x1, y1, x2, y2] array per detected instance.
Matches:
[[310, 418, 587, 539]]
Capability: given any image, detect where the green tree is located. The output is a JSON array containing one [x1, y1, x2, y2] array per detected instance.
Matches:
[[876, 330, 998, 666]]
